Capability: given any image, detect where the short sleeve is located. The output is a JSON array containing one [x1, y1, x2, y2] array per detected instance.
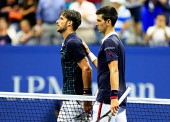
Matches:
[[103, 39, 118, 63], [67, 40, 86, 62]]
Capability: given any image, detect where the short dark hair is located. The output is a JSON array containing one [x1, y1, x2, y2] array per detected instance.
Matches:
[[61, 9, 81, 31], [96, 6, 118, 26]]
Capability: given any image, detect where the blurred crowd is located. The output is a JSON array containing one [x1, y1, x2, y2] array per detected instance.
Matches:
[[0, 0, 170, 46]]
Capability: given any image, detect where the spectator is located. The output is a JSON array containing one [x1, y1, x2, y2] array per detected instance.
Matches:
[[87, 0, 103, 43], [144, 13, 170, 46], [87, 0, 103, 8], [0, 0, 18, 20], [0, 0, 21, 32], [110, 0, 132, 45], [69, 0, 97, 44], [141, 0, 163, 33], [36, 0, 65, 45], [65, 0, 75, 9], [159, 0, 170, 26], [16, 19, 39, 45], [20, 0, 38, 27], [126, 0, 144, 44], [0, 17, 12, 45]]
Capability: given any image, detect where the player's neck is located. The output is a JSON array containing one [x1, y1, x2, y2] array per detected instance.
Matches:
[[62, 29, 74, 40], [104, 26, 115, 37]]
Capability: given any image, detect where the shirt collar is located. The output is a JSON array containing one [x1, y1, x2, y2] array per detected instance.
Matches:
[[101, 31, 117, 44], [62, 32, 76, 46]]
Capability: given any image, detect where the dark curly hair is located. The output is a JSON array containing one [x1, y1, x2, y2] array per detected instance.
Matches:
[[61, 9, 81, 31]]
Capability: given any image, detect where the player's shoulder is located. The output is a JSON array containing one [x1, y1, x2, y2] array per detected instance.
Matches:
[[66, 33, 81, 43], [67, 37, 82, 47], [105, 34, 120, 43], [102, 34, 121, 49]]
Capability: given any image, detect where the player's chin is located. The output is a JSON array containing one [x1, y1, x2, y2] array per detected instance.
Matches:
[[97, 27, 101, 32], [57, 29, 61, 33], [98, 29, 102, 33]]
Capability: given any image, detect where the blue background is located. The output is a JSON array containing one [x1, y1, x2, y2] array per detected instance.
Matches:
[[0, 45, 170, 99]]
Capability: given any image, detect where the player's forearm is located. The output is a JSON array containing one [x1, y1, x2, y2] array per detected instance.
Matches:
[[109, 61, 119, 90], [82, 40, 98, 67], [110, 68, 119, 115], [110, 70, 119, 90], [82, 66, 92, 89], [93, 59, 98, 68], [88, 52, 98, 68]]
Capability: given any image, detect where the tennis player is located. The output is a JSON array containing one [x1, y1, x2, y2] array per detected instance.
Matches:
[[56, 9, 93, 121], [83, 6, 127, 122]]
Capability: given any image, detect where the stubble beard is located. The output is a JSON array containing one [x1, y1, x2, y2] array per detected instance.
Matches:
[[58, 28, 66, 34], [57, 26, 67, 34], [98, 28, 104, 34]]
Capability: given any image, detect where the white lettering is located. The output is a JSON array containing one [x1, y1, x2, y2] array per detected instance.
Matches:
[[12, 76, 22, 92], [28, 76, 45, 93], [12, 76, 155, 98], [127, 82, 155, 98], [48, 76, 61, 94], [138, 83, 155, 98]]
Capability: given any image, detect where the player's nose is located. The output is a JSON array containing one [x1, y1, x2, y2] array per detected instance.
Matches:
[[56, 19, 59, 24]]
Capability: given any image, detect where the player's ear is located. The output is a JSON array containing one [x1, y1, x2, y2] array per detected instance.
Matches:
[[106, 19, 111, 26], [68, 20, 72, 27]]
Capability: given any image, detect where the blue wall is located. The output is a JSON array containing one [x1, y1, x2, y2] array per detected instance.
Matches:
[[0, 45, 170, 98]]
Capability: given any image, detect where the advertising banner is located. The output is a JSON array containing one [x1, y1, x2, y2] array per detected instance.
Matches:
[[0, 45, 170, 98]]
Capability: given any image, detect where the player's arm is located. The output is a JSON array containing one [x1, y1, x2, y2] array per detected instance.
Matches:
[[77, 57, 92, 114], [82, 40, 98, 68], [77, 57, 92, 89], [88, 52, 98, 68], [108, 60, 119, 116]]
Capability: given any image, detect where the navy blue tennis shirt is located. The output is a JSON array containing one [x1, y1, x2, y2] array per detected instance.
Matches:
[[60, 33, 86, 95], [96, 33, 127, 108]]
